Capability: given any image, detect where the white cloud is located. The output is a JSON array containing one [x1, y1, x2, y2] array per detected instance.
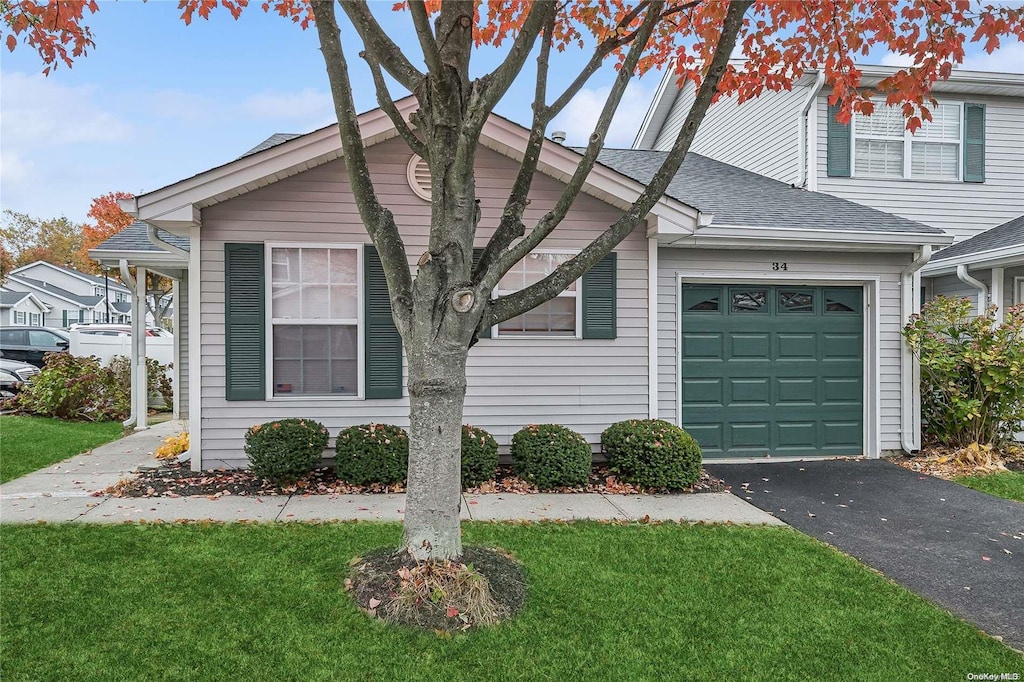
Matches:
[[550, 80, 656, 148], [240, 88, 334, 124], [0, 71, 135, 148], [961, 41, 1024, 74], [879, 52, 916, 68], [0, 151, 33, 184]]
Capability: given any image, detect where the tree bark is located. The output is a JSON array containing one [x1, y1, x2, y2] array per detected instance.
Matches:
[[403, 339, 468, 560]]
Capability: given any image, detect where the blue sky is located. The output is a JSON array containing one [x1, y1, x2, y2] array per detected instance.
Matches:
[[2, 2, 1021, 225]]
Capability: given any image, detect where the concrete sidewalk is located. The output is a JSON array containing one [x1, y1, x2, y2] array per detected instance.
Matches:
[[1, 421, 781, 526]]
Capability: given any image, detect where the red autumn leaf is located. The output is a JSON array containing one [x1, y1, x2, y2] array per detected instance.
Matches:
[[446, 607, 459, 618]]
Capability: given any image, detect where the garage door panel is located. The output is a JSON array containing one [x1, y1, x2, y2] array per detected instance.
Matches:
[[682, 284, 863, 458]]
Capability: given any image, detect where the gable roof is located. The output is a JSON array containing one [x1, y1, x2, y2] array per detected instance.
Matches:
[[932, 215, 1024, 261], [10, 260, 131, 292], [5, 274, 104, 307], [241, 133, 303, 158], [93, 220, 191, 253], [0, 291, 30, 306], [110, 301, 133, 314], [592, 148, 943, 234]]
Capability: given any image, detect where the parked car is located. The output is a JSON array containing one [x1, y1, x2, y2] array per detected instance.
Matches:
[[0, 369, 21, 398], [70, 324, 166, 337], [0, 357, 40, 388], [0, 327, 70, 368]]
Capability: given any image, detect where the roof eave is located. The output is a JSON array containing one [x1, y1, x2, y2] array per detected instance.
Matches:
[[922, 244, 1024, 276]]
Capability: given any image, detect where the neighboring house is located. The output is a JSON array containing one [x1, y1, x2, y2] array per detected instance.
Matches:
[[635, 64, 1024, 241], [5, 261, 135, 327], [0, 289, 49, 326], [108, 99, 950, 471], [920, 215, 1024, 320]]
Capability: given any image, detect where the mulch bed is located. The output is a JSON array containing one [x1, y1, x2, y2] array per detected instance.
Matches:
[[104, 462, 726, 498]]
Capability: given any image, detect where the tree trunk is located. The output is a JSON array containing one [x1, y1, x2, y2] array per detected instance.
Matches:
[[402, 340, 468, 560]]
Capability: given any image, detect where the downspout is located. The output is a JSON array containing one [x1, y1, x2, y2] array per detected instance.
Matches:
[[900, 245, 932, 454], [146, 224, 189, 261], [956, 264, 989, 315], [798, 70, 826, 189], [119, 259, 138, 429]]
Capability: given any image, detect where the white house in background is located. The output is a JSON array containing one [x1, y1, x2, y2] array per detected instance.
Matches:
[[634, 63, 1024, 313], [0, 289, 49, 326], [102, 98, 952, 472], [5, 261, 136, 327]]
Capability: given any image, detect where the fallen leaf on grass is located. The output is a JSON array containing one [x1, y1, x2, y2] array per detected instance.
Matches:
[[368, 598, 381, 609]]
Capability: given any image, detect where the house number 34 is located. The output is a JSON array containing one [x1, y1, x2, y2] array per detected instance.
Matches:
[[772, 262, 788, 271]]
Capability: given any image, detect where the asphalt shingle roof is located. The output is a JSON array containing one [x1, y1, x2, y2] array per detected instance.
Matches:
[[591, 149, 944, 234], [240, 133, 304, 159], [6, 275, 103, 307], [0, 291, 30, 306], [932, 215, 1024, 261], [111, 301, 133, 314], [93, 220, 190, 253]]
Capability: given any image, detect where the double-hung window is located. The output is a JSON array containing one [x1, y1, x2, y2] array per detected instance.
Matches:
[[853, 103, 962, 181], [29, 313, 41, 326], [14, 311, 26, 325], [268, 245, 361, 397], [495, 251, 580, 337]]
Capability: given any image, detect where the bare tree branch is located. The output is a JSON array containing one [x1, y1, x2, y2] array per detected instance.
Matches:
[[409, 0, 443, 74], [340, 0, 424, 92], [488, 0, 753, 325], [481, 1, 667, 294], [361, 49, 428, 159], [311, 0, 413, 327]]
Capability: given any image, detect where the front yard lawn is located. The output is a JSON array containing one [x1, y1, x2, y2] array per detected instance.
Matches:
[[2, 523, 1019, 680], [0, 416, 123, 483], [954, 471, 1024, 503]]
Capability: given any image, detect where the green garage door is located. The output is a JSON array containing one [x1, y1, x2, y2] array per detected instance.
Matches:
[[681, 285, 863, 458]]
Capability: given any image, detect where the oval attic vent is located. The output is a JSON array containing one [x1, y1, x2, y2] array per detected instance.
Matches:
[[407, 155, 431, 201]]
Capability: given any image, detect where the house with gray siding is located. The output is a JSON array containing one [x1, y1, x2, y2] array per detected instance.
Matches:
[[110, 99, 951, 471], [5, 261, 134, 327], [0, 289, 49, 326], [634, 63, 1024, 318]]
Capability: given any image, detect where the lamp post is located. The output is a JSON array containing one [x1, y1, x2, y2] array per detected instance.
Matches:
[[103, 267, 111, 323]]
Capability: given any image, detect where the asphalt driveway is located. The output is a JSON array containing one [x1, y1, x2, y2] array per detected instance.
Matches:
[[705, 459, 1024, 651]]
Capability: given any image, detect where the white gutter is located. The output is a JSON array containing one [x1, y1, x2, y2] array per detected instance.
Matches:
[[798, 70, 826, 188], [119, 260, 138, 429], [956, 264, 989, 313], [900, 245, 932, 454], [146, 224, 190, 261], [647, 237, 658, 419]]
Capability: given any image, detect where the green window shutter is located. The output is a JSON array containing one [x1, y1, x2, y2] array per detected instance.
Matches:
[[471, 247, 491, 339], [224, 243, 265, 401], [364, 245, 403, 399], [62, 310, 68, 327], [826, 101, 852, 177], [582, 252, 617, 340], [963, 103, 986, 183]]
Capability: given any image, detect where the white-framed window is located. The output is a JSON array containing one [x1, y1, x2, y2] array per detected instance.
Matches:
[[14, 311, 26, 325], [494, 250, 581, 338], [30, 313, 41, 326], [853, 102, 962, 181], [93, 286, 103, 296], [266, 243, 362, 398]]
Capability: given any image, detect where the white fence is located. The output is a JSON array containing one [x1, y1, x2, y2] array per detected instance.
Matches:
[[68, 331, 175, 401]]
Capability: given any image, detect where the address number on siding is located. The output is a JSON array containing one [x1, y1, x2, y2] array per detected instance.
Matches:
[[772, 262, 788, 271]]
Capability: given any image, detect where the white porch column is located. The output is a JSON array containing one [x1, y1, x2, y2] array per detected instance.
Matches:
[[172, 278, 181, 420], [991, 267, 1005, 325], [134, 267, 149, 430]]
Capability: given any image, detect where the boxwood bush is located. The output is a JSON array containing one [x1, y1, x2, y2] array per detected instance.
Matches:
[[511, 424, 591, 489], [244, 418, 330, 484], [601, 418, 702, 489], [461, 424, 498, 488], [335, 423, 409, 485]]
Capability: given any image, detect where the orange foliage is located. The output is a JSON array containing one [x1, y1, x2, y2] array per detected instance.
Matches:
[[78, 191, 135, 271]]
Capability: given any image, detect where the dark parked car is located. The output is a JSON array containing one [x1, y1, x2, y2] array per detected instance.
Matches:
[[0, 369, 21, 398], [0, 327, 70, 368], [0, 357, 40, 388]]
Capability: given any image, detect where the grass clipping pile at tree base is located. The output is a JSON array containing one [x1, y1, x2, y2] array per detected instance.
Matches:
[[346, 547, 527, 632]]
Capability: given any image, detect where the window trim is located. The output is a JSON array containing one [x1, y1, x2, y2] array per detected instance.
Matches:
[[29, 312, 42, 326], [263, 242, 365, 401], [851, 99, 965, 182], [14, 311, 26, 325], [491, 248, 583, 340]]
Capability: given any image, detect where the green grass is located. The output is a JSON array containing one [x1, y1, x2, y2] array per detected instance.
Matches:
[[2, 523, 1020, 681], [954, 471, 1024, 502], [0, 416, 123, 483]]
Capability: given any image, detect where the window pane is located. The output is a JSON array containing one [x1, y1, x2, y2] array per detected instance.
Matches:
[[731, 290, 766, 313], [855, 139, 904, 178], [330, 249, 357, 284], [854, 106, 905, 137], [498, 296, 576, 335], [271, 248, 299, 285], [330, 284, 358, 320], [273, 324, 358, 396], [911, 142, 959, 180], [779, 291, 813, 313], [301, 248, 329, 283], [301, 285, 330, 319], [271, 282, 301, 318], [916, 104, 960, 141]]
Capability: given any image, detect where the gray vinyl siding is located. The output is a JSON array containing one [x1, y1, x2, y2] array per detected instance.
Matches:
[[657, 248, 912, 452], [1, 284, 86, 328], [815, 93, 1024, 241], [926, 265, 1024, 314], [178, 273, 189, 415], [651, 80, 807, 184], [198, 138, 649, 468]]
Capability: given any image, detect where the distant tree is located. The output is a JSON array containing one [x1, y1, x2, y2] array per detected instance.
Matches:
[[1, 210, 89, 271], [79, 191, 135, 274]]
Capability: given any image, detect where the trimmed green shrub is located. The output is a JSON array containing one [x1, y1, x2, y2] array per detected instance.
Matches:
[[461, 424, 498, 488], [602, 418, 702, 489], [335, 423, 409, 485], [904, 297, 1024, 447], [244, 419, 330, 483], [511, 424, 591, 489], [12, 353, 129, 421]]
